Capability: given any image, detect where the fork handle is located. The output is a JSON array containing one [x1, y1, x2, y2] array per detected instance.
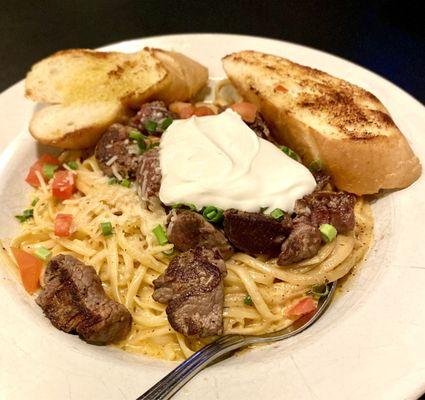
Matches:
[[136, 335, 248, 400]]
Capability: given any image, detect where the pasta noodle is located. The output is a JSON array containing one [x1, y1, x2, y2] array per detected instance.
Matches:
[[1, 155, 373, 361]]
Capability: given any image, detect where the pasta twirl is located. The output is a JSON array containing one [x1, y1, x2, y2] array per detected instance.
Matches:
[[2, 156, 373, 361]]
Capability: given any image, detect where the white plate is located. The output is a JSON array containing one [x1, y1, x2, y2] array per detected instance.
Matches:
[[0, 34, 424, 400]]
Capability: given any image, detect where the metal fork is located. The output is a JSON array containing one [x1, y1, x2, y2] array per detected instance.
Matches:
[[137, 281, 337, 400]]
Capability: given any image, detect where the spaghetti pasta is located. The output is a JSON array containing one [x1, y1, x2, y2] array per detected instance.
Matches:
[[1, 155, 373, 361]]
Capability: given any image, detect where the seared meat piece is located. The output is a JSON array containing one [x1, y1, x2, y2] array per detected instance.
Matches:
[[153, 247, 226, 303], [247, 114, 276, 143], [136, 147, 162, 199], [300, 191, 356, 233], [223, 209, 292, 256], [312, 171, 333, 191], [153, 247, 226, 337], [166, 288, 224, 337], [293, 197, 311, 217], [131, 101, 174, 135], [95, 123, 141, 179], [278, 221, 322, 265], [277, 191, 355, 265], [36, 254, 132, 345], [167, 210, 233, 260]]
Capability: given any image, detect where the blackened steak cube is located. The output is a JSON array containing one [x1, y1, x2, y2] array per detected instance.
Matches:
[[36, 254, 132, 345]]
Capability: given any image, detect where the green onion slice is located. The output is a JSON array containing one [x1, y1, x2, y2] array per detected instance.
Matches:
[[35, 246, 52, 261], [149, 142, 160, 149], [100, 222, 113, 236], [319, 223, 337, 242], [43, 163, 59, 179], [137, 138, 147, 152], [279, 145, 300, 161], [159, 118, 173, 131], [31, 198, 39, 207], [129, 130, 148, 151], [67, 161, 78, 170], [309, 159, 323, 172], [308, 284, 330, 299], [108, 177, 118, 185], [15, 209, 34, 223], [120, 179, 131, 188], [202, 206, 224, 224], [129, 130, 145, 141], [270, 208, 285, 221], [172, 203, 197, 211], [152, 224, 168, 245], [244, 295, 253, 306], [23, 209, 33, 218], [144, 120, 158, 133]]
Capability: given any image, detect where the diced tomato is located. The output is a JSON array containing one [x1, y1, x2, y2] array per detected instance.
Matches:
[[275, 84, 288, 93], [54, 213, 73, 237], [195, 102, 218, 114], [286, 297, 318, 318], [169, 101, 189, 114], [169, 101, 197, 119], [194, 106, 215, 117], [230, 102, 258, 123], [25, 154, 60, 187], [11, 248, 43, 294], [168, 101, 190, 114], [179, 105, 195, 119], [52, 171, 76, 200]]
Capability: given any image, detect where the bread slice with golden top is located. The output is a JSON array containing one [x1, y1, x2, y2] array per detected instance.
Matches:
[[25, 48, 208, 149], [29, 101, 127, 149], [222, 50, 421, 195], [25, 49, 169, 107], [148, 48, 209, 103]]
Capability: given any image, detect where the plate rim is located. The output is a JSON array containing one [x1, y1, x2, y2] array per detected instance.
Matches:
[[0, 33, 424, 400]]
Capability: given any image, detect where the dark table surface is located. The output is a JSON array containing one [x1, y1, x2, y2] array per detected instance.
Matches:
[[0, 0, 424, 104], [0, 1, 424, 398]]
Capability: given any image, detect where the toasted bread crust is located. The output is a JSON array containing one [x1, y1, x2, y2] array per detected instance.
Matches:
[[32, 125, 105, 149], [271, 108, 421, 194], [29, 102, 128, 149], [147, 48, 209, 103], [25, 48, 208, 149], [223, 50, 421, 194]]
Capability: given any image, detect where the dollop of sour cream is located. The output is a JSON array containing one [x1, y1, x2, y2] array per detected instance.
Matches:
[[159, 109, 316, 213]]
